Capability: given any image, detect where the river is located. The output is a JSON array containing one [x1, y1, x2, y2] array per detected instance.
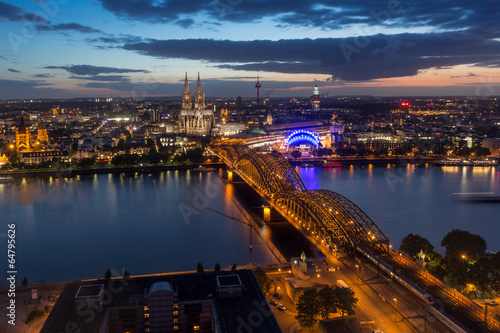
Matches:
[[0, 164, 498, 284]]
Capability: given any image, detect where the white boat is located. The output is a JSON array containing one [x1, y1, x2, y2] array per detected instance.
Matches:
[[191, 165, 216, 172], [0, 175, 14, 183], [436, 158, 498, 166]]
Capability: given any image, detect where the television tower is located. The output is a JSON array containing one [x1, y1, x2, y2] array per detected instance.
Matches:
[[255, 75, 261, 105]]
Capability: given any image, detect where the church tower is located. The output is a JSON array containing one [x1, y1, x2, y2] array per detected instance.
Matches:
[[15, 115, 31, 152], [194, 72, 206, 110], [181, 72, 192, 110], [36, 120, 49, 143]]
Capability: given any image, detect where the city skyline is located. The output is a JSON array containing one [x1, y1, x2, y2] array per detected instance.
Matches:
[[0, 0, 499, 99]]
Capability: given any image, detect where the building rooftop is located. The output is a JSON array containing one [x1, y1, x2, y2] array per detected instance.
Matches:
[[41, 270, 281, 333]]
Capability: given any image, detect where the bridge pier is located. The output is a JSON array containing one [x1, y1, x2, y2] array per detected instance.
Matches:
[[227, 170, 233, 183]]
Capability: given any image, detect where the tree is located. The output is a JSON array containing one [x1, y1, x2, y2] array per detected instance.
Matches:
[[318, 286, 337, 319], [441, 229, 487, 261], [105, 268, 111, 279], [231, 263, 237, 271], [291, 150, 302, 159], [295, 288, 320, 329], [333, 286, 358, 316], [197, 262, 204, 273], [214, 262, 221, 271], [400, 233, 435, 258], [475, 147, 491, 157], [123, 270, 130, 278], [469, 257, 493, 295], [22, 277, 28, 287], [254, 267, 274, 294]]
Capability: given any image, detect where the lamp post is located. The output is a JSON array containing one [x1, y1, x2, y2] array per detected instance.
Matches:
[[393, 298, 398, 321], [484, 302, 489, 332]]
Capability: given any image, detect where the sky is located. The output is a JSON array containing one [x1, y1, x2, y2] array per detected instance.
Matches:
[[0, 0, 500, 99]]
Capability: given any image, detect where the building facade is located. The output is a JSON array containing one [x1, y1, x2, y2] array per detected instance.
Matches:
[[179, 73, 214, 136]]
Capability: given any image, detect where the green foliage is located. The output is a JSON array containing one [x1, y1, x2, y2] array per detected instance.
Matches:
[[336, 147, 357, 157], [295, 285, 358, 328], [25, 310, 45, 324], [400, 233, 435, 258], [290, 150, 302, 159], [441, 229, 487, 261], [214, 262, 221, 271], [295, 288, 320, 328], [231, 263, 237, 271], [197, 262, 204, 273], [104, 268, 111, 279], [254, 267, 274, 294], [426, 252, 447, 280], [318, 286, 336, 319], [333, 287, 358, 316], [78, 157, 96, 167], [111, 154, 140, 166], [475, 147, 491, 156]]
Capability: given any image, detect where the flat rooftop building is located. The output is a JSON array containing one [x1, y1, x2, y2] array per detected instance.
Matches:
[[41, 270, 281, 333]]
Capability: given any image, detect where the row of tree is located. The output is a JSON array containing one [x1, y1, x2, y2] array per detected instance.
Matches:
[[400, 229, 500, 296], [295, 285, 358, 329]]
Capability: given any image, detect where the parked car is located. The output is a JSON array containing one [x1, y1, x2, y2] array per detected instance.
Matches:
[[268, 299, 278, 306], [277, 303, 286, 311], [489, 300, 499, 306]]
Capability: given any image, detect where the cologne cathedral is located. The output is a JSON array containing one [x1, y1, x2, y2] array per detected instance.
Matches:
[[179, 73, 214, 136]]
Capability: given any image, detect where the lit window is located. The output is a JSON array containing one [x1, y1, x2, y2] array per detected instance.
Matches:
[[174, 326, 178, 331], [174, 318, 178, 323], [173, 311, 178, 316], [144, 313, 149, 318], [194, 325, 200, 331]]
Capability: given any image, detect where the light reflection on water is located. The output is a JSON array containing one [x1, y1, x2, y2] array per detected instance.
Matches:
[[0, 171, 277, 284], [297, 165, 500, 254]]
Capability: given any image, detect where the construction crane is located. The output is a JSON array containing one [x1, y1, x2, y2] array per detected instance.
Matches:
[[206, 207, 254, 268]]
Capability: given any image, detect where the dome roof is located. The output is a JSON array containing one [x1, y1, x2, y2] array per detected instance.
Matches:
[[149, 281, 173, 294]]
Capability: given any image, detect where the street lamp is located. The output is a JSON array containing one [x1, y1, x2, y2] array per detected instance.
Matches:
[[393, 298, 398, 321]]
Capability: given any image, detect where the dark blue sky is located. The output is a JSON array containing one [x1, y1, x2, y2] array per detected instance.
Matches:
[[0, 0, 499, 99]]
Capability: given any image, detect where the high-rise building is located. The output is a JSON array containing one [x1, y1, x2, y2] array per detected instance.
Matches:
[[310, 83, 320, 111]]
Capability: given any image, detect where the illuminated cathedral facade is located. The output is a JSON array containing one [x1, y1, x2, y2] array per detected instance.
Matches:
[[15, 116, 49, 152], [179, 73, 214, 136]]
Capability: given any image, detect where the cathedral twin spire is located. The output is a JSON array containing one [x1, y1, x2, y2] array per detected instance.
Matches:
[[181, 72, 206, 111]]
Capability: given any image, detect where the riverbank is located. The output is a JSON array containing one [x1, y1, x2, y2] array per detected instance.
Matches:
[[288, 156, 444, 166], [1, 162, 225, 178]]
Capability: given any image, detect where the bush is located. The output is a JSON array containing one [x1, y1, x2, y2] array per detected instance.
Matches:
[[25, 310, 45, 324]]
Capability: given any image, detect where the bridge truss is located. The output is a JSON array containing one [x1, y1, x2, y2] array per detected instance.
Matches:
[[217, 145, 390, 254]]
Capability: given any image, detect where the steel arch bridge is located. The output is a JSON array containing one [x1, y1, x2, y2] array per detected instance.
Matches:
[[216, 145, 389, 254]]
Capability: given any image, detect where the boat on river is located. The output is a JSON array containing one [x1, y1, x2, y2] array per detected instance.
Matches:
[[191, 165, 216, 172], [0, 175, 14, 183]]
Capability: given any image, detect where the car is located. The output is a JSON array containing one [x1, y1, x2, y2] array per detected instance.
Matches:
[[277, 303, 286, 311], [488, 300, 499, 306], [268, 299, 278, 305]]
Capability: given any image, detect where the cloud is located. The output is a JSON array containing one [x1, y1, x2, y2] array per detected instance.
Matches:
[[8, 68, 21, 73], [98, 0, 500, 36], [33, 73, 55, 78], [122, 32, 500, 81], [0, 1, 47, 23], [175, 18, 195, 29], [37, 23, 103, 34], [44, 64, 150, 76], [0, 79, 66, 99], [69, 75, 130, 82]]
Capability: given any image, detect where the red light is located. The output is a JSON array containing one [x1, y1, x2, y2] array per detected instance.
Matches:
[[401, 102, 409, 107]]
